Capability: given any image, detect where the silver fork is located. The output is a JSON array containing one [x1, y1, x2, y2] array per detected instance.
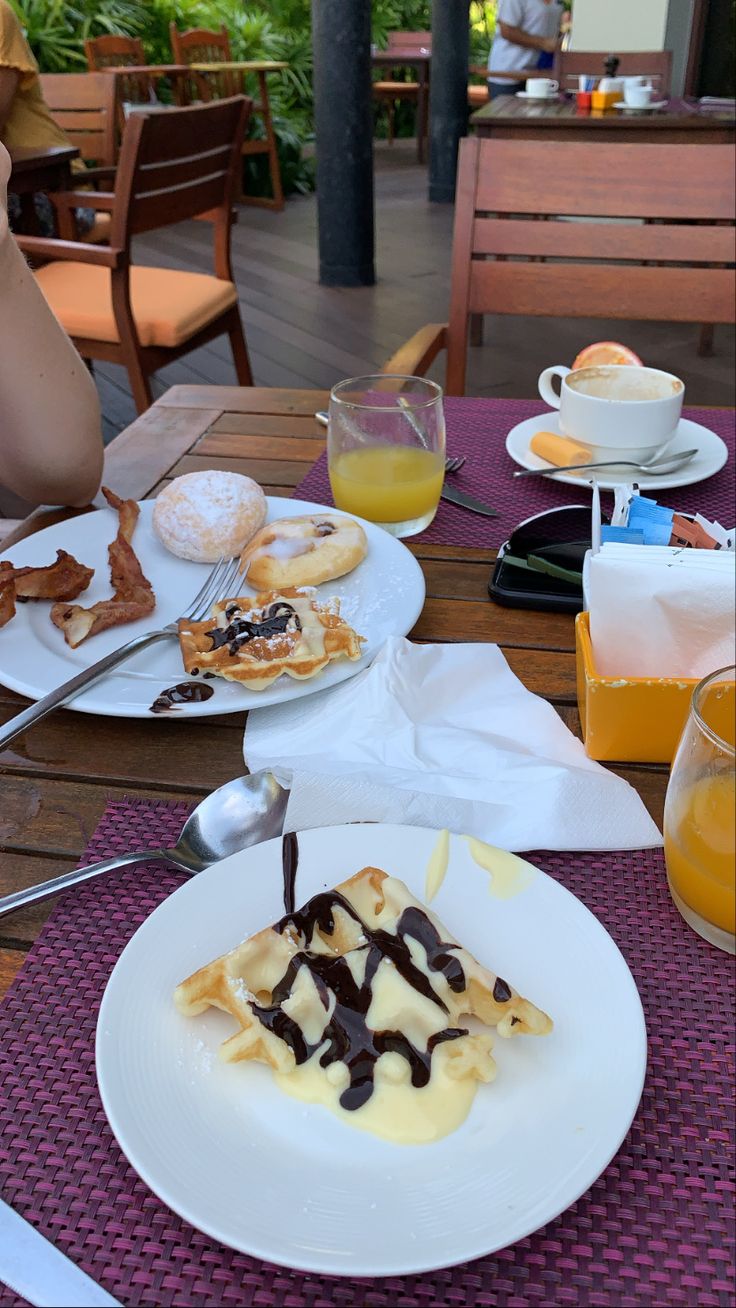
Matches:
[[0, 555, 247, 750]]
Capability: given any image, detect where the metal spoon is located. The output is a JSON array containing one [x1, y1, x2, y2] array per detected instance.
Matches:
[[513, 448, 699, 478], [0, 772, 289, 919]]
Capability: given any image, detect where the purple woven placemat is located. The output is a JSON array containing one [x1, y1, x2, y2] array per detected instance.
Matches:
[[295, 399, 735, 548], [1, 799, 734, 1307]]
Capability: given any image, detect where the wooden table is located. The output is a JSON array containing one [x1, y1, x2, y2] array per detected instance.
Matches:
[[7, 144, 79, 233], [373, 48, 431, 163], [0, 385, 669, 1000], [470, 95, 736, 143]]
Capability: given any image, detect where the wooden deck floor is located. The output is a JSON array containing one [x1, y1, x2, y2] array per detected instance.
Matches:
[[95, 140, 735, 443]]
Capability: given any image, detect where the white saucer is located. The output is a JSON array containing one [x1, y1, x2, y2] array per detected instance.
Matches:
[[505, 414, 729, 491], [614, 100, 667, 112], [515, 90, 558, 101]]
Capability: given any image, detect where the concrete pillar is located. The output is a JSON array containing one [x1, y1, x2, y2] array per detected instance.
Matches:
[[311, 0, 375, 286], [428, 0, 470, 203]]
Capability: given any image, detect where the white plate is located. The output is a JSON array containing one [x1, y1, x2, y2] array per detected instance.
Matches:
[[0, 498, 425, 718], [96, 822, 646, 1277], [515, 90, 559, 101], [506, 414, 729, 491], [614, 100, 667, 111]]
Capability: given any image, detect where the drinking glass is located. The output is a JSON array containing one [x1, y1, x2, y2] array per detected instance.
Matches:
[[327, 375, 445, 538], [663, 665, 735, 953]]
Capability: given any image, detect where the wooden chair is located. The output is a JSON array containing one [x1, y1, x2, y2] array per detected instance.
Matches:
[[16, 98, 254, 414], [383, 135, 735, 395], [84, 34, 156, 115], [39, 71, 119, 243], [373, 32, 431, 162], [554, 49, 673, 96], [169, 23, 284, 211]]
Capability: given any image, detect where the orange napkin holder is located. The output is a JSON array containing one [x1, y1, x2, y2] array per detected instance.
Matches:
[[575, 611, 695, 763], [590, 90, 622, 111]]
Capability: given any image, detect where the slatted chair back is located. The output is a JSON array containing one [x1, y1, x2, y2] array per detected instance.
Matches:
[[555, 49, 673, 96], [169, 23, 240, 99], [39, 72, 118, 167], [446, 135, 735, 395], [84, 34, 146, 69], [84, 34, 153, 114], [108, 97, 250, 254]]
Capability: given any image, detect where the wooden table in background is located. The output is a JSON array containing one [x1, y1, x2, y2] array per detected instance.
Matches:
[[372, 48, 431, 163], [0, 385, 669, 998], [8, 144, 79, 233], [470, 95, 736, 143]]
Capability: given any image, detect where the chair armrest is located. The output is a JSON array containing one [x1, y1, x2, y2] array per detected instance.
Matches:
[[14, 234, 125, 268], [382, 324, 447, 377], [49, 190, 116, 212], [80, 166, 117, 185]]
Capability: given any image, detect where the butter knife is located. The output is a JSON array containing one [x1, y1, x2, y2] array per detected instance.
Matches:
[[0, 1197, 121, 1307], [440, 484, 498, 517]]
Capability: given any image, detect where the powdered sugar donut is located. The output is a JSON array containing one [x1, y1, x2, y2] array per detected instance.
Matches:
[[153, 471, 266, 562], [241, 514, 367, 588]]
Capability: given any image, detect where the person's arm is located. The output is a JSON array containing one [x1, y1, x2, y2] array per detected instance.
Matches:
[[498, 21, 560, 55], [0, 143, 103, 507]]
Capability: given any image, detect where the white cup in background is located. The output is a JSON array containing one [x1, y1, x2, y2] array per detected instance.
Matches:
[[624, 82, 655, 107], [525, 77, 558, 97], [537, 364, 685, 462]]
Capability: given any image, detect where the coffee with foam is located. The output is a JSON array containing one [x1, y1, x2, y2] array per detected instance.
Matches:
[[567, 367, 684, 403]]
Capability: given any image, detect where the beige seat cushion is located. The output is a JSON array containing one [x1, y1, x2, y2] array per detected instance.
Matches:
[[34, 263, 238, 348]]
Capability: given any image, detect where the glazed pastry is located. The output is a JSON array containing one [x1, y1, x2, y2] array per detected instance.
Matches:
[[241, 514, 367, 589], [153, 470, 267, 562], [174, 868, 552, 1142], [178, 586, 364, 690]]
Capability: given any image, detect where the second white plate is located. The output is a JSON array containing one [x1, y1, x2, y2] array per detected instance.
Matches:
[[0, 498, 425, 718], [506, 413, 729, 490], [96, 822, 647, 1277]]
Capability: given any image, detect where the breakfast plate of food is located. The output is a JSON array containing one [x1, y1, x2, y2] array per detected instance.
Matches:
[[0, 473, 425, 718], [96, 822, 646, 1276]]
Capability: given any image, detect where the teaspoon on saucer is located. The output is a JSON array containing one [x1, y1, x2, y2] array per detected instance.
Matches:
[[513, 448, 699, 478]]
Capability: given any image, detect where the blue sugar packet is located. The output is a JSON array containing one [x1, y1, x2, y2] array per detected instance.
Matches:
[[628, 497, 674, 526], [600, 526, 646, 544]]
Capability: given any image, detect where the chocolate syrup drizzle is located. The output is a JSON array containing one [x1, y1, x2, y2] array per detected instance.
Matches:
[[149, 681, 214, 713], [281, 832, 299, 916], [254, 881, 469, 1112], [206, 601, 302, 658]]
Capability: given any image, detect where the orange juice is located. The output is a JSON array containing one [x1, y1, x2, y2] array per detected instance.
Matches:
[[329, 446, 444, 524], [664, 773, 736, 933]]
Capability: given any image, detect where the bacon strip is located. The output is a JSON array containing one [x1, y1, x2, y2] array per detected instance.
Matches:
[[50, 487, 156, 648], [11, 549, 94, 601], [0, 562, 15, 629]]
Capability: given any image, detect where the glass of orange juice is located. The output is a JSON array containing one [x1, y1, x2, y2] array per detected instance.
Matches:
[[663, 664, 735, 954], [327, 375, 445, 538]]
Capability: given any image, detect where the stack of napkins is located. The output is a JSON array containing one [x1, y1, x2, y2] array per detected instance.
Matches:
[[244, 638, 661, 850], [585, 542, 736, 678]]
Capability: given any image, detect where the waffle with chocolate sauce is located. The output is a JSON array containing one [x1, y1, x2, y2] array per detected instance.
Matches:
[[174, 868, 552, 1117], [177, 587, 364, 689]]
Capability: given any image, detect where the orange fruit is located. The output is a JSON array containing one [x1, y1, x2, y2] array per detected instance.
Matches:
[[572, 342, 643, 370]]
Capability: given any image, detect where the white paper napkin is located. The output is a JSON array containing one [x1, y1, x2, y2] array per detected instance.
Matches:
[[244, 638, 662, 850], [586, 543, 736, 678]]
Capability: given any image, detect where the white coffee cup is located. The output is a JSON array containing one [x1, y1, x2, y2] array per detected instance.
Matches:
[[525, 77, 558, 98], [537, 364, 685, 462], [624, 82, 655, 108]]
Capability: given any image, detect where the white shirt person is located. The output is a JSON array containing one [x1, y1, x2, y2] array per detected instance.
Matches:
[[487, 0, 563, 95]]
